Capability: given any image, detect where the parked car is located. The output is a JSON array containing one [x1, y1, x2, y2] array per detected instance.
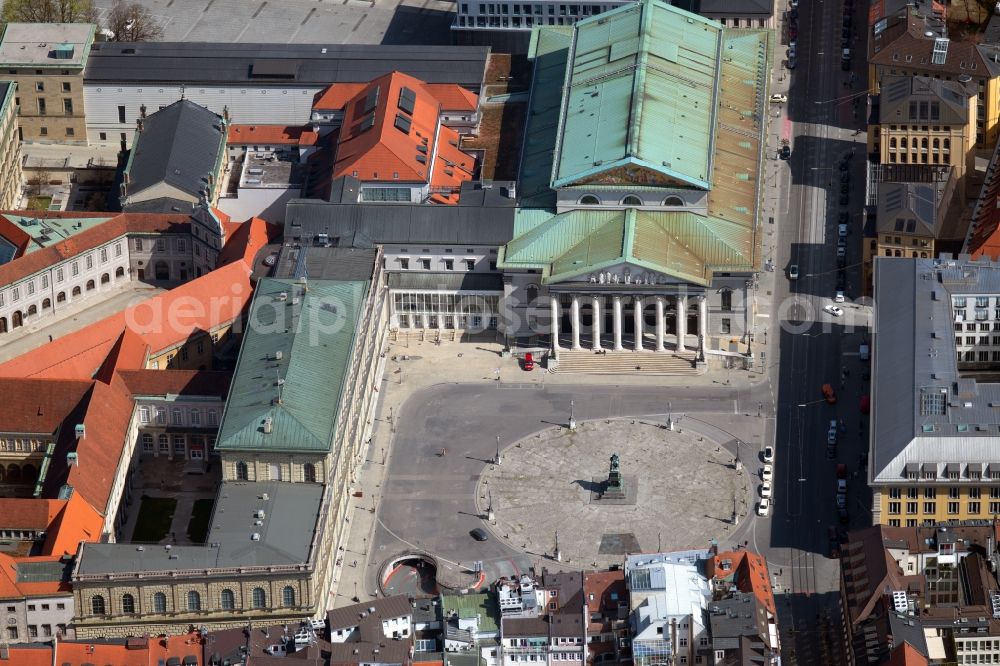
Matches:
[[838, 507, 849, 524], [836, 494, 847, 509], [826, 445, 837, 459], [757, 498, 771, 516], [836, 463, 848, 479], [823, 383, 838, 404], [761, 481, 773, 499], [834, 290, 845, 303], [837, 479, 847, 494], [470, 528, 489, 541], [839, 160, 850, 171], [836, 273, 847, 291], [841, 58, 852, 71], [788, 264, 799, 279], [763, 445, 774, 463], [762, 465, 773, 482], [839, 223, 848, 237], [770, 93, 788, 104], [780, 144, 792, 159], [523, 353, 534, 371], [788, 57, 798, 70], [823, 304, 844, 317], [836, 246, 846, 258]]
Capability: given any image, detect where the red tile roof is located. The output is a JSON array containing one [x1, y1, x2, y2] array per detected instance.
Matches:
[[217, 216, 279, 267], [712, 551, 776, 616], [0, 552, 71, 599], [886, 642, 930, 666], [423, 84, 479, 112], [43, 491, 104, 557], [0, 646, 52, 666], [313, 83, 368, 111], [967, 145, 1000, 259], [0, 378, 92, 433], [55, 633, 204, 666], [583, 569, 627, 634], [0, 498, 65, 530], [0, 213, 33, 260], [228, 124, 318, 146], [332, 71, 476, 197], [0, 260, 255, 380], [119, 369, 232, 397], [0, 211, 190, 289]]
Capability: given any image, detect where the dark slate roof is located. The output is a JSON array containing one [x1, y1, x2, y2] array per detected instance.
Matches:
[[274, 246, 378, 281], [120, 197, 196, 214], [387, 272, 504, 291], [502, 617, 550, 637], [327, 596, 414, 632], [285, 199, 516, 247], [85, 42, 491, 89], [123, 100, 225, 203], [695, 0, 773, 15]]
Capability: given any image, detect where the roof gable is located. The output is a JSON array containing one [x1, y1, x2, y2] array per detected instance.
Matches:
[[552, 0, 722, 190]]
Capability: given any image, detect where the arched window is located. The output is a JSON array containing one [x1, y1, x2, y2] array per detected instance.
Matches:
[[101, 273, 110, 284], [92, 595, 106, 616], [282, 586, 295, 607], [933, 138, 940, 149], [578, 194, 600, 205], [57, 292, 66, 302], [0, 317, 6, 333], [187, 590, 201, 611], [221, 589, 235, 610], [900, 137, 908, 149], [303, 463, 316, 483], [26, 305, 36, 316], [115, 266, 125, 278], [42, 298, 51, 309], [620, 195, 642, 207], [236, 461, 249, 481], [252, 587, 266, 609], [921, 137, 928, 148], [525, 284, 539, 304], [121, 593, 135, 614], [7, 464, 20, 480], [153, 592, 167, 613], [21, 465, 35, 482], [11, 311, 22, 328], [71, 286, 81, 296], [943, 138, 951, 150], [662, 196, 684, 206], [889, 137, 897, 148], [85, 279, 95, 291]]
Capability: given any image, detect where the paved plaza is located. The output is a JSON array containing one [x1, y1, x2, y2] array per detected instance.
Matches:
[[479, 419, 746, 568]]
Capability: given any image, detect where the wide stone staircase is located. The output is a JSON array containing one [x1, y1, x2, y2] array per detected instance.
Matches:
[[552, 349, 701, 375]]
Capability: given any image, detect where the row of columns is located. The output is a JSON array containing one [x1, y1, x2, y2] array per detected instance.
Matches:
[[551, 294, 707, 353]]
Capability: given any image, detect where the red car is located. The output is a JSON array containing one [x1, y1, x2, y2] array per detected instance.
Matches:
[[523, 353, 534, 371]]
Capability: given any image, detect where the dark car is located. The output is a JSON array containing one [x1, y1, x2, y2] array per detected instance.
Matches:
[[841, 59, 851, 71], [789, 27, 798, 39], [826, 445, 837, 459], [788, 57, 798, 70], [839, 160, 849, 171], [790, 7, 799, 19], [839, 194, 849, 206], [838, 507, 849, 524], [470, 528, 489, 542], [780, 144, 791, 159], [840, 184, 849, 195], [842, 15, 851, 26]]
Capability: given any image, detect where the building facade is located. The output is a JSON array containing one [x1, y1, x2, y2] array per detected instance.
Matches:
[[0, 81, 23, 209], [0, 23, 94, 143]]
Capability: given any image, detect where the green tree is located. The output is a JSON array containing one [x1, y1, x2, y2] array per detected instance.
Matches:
[[2, 0, 97, 23]]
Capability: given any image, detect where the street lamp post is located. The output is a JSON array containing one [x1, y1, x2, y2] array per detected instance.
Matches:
[[495, 435, 502, 466], [569, 400, 577, 430]]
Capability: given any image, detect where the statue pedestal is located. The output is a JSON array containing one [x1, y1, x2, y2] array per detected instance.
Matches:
[[589, 475, 638, 506]]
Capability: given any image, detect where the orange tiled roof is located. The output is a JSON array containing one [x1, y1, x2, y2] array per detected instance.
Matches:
[[0, 260, 254, 380], [967, 149, 1000, 260], [0, 213, 33, 261], [887, 642, 930, 666], [423, 83, 479, 112], [0, 646, 52, 666], [55, 633, 204, 666], [712, 551, 776, 616], [118, 369, 231, 397], [228, 124, 316, 146], [217, 216, 279, 267], [313, 83, 369, 111], [0, 552, 72, 598], [0, 498, 65, 530], [0, 211, 190, 290], [43, 491, 104, 557], [332, 71, 476, 194], [0, 378, 92, 433]]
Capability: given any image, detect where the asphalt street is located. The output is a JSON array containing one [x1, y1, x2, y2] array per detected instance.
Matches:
[[763, 0, 872, 662]]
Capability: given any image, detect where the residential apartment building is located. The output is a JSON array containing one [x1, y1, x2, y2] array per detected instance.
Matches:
[[870, 256, 1000, 526], [0, 82, 23, 209], [0, 23, 94, 143], [841, 523, 1000, 664], [867, 7, 1000, 149], [875, 176, 954, 259], [874, 76, 976, 199], [497, 571, 587, 666], [582, 570, 630, 665], [0, 552, 75, 642]]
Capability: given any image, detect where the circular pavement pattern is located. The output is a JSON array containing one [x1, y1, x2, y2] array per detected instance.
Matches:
[[479, 419, 744, 568]]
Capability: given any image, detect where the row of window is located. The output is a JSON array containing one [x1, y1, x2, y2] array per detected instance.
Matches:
[[234, 461, 318, 483], [960, 350, 1000, 363], [954, 297, 996, 308], [886, 152, 948, 164], [395, 257, 489, 271], [0, 463, 37, 484], [885, 250, 931, 258], [92, 586, 296, 616], [887, 501, 992, 515], [887, 137, 951, 149], [956, 336, 1000, 346], [882, 235, 930, 246], [577, 195, 684, 207], [17, 79, 73, 92], [0, 243, 122, 308], [953, 309, 1000, 322], [133, 237, 188, 254], [138, 405, 219, 427], [35, 125, 77, 138], [27, 96, 73, 116], [0, 270, 128, 333], [5, 624, 65, 640], [140, 433, 215, 459], [0, 438, 47, 452], [888, 486, 997, 499]]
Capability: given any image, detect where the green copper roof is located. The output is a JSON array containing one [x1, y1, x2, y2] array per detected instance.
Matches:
[[498, 207, 756, 287], [216, 278, 370, 453], [551, 0, 723, 190]]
